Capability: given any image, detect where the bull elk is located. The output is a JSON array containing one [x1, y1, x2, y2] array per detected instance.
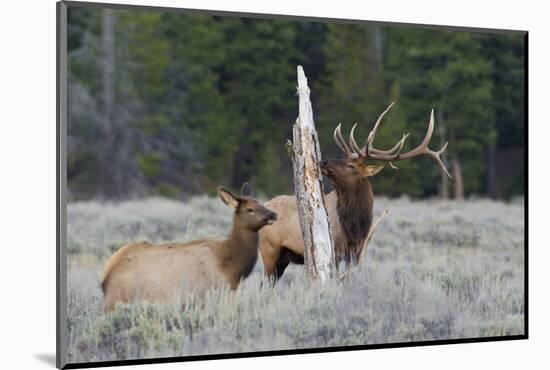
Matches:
[[259, 103, 451, 280], [101, 183, 277, 312]]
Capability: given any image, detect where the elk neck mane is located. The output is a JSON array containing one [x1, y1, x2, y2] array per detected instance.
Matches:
[[334, 178, 374, 260]]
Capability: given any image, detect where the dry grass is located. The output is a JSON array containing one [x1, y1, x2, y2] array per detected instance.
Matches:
[[65, 196, 525, 364]]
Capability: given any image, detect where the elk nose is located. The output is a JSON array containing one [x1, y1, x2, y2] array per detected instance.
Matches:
[[265, 212, 277, 225]]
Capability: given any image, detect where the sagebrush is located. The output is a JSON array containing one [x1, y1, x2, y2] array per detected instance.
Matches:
[[66, 196, 524, 363]]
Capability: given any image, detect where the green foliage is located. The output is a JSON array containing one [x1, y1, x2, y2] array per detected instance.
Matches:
[[137, 114, 169, 135], [483, 35, 525, 148], [385, 29, 498, 196], [254, 140, 292, 198], [67, 5, 525, 200], [138, 153, 163, 179], [156, 183, 181, 198], [118, 10, 171, 100]]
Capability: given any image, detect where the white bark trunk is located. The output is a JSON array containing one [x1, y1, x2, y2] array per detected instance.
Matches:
[[291, 66, 335, 281], [453, 156, 465, 200]]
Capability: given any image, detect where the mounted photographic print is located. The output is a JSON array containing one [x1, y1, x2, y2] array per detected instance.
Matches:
[[57, 1, 527, 368]]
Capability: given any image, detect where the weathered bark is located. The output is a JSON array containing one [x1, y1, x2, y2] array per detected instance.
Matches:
[[291, 66, 335, 281]]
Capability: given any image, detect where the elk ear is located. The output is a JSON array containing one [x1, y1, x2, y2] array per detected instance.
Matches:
[[364, 165, 384, 177], [218, 187, 240, 209], [240, 182, 256, 198]]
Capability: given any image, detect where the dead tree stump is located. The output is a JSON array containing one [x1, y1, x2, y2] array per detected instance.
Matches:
[[290, 66, 335, 281]]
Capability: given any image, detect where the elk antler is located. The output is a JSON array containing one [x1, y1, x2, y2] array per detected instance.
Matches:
[[345, 103, 452, 178], [334, 123, 355, 158]]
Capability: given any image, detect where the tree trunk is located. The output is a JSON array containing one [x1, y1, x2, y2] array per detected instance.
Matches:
[[440, 171, 449, 200], [373, 26, 384, 72], [291, 66, 335, 281], [102, 9, 116, 197], [452, 156, 465, 200]]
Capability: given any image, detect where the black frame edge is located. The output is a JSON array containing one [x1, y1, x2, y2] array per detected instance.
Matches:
[[62, 335, 527, 369], [57, 2, 529, 369], [56, 2, 61, 367], [523, 32, 529, 338]]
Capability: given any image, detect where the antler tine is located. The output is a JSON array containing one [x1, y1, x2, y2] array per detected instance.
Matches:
[[428, 141, 452, 179], [366, 102, 395, 154], [356, 127, 409, 157], [419, 108, 436, 150], [397, 108, 436, 158], [394, 109, 453, 179], [372, 133, 410, 155], [342, 105, 452, 178], [333, 123, 353, 156], [358, 102, 409, 160], [394, 133, 408, 154], [349, 123, 363, 156], [384, 134, 409, 170]]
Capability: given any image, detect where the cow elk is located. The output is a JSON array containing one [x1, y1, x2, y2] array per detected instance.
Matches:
[[101, 183, 277, 312], [259, 103, 451, 280]]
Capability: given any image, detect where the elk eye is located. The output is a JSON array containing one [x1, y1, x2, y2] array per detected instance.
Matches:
[[247, 208, 254, 213], [346, 164, 355, 169]]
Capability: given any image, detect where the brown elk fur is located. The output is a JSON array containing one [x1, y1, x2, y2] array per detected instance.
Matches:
[[101, 185, 277, 312], [259, 160, 383, 279], [260, 105, 451, 280]]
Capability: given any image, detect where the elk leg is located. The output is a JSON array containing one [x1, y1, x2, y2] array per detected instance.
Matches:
[[276, 248, 304, 279], [260, 239, 282, 281], [275, 255, 290, 279], [282, 248, 304, 265]]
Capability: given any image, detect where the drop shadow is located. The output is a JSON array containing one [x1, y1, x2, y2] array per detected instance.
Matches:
[[34, 353, 56, 367]]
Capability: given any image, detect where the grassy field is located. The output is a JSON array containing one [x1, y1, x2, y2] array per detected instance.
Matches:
[[65, 195, 525, 364]]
